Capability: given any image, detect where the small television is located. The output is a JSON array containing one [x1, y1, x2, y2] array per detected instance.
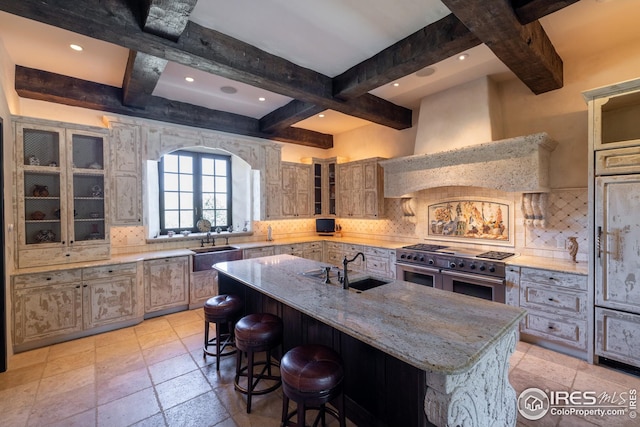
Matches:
[[315, 218, 335, 235]]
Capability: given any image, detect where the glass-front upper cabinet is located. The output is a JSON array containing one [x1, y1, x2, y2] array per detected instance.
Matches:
[[16, 119, 110, 268]]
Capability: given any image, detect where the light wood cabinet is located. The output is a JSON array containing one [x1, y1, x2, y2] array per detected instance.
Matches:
[[585, 78, 640, 368], [281, 162, 312, 218], [243, 246, 275, 259], [264, 146, 282, 219], [312, 158, 337, 216], [15, 118, 110, 268], [337, 158, 384, 219], [190, 270, 218, 309], [143, 256, 189, 315], [517, 267, 588, 352], [364, 246, 395, 279], [12, 262, 142, 351], [109, 122, 142, 225], [82, 263, 140, 329]]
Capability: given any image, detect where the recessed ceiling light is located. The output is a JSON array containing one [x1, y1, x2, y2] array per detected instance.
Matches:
[[393, 82, 400, 87], [318, 114, 325, 118], [69, 44, 83, 52], [220, 86, 237, 94], [415, 67, 436, 77], [458, 53, 469, 61], [258, 97, 266, 102], [185, 77, 194, 83]]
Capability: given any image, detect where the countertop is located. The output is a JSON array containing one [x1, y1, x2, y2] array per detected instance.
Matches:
[[506, 255, 588, 275], [214, 254, 526, 375]]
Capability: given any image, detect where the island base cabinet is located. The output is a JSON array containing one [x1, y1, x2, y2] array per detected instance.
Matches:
[[596, 307, 640, 368], [219, 273, 429, 427], [144, 256, 189, 316]]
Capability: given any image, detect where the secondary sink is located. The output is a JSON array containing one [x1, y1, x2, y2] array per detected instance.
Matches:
[[348, 277, 391, 292], [192, 246, 242, 271]]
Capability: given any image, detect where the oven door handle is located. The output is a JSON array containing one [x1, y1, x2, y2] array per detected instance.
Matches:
[[440, 270, 504, 285]]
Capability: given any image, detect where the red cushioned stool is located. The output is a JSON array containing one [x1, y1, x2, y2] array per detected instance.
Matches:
[[234, 313, 283, 413], [280, 344, 346, 427], [203, 294, 243, 371]]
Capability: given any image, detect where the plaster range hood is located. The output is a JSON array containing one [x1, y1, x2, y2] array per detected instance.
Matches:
[[379, 132, 558, 197], [380, 76, 557, 195]]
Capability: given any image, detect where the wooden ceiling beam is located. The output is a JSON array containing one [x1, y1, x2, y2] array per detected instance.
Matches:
[[512, 0, 580, 25], [260, 100, 325, 133], [0, 0, 411, 131], [139, 0, 198, 41], [15, 66, 333, 149], [441, 0, 563, 94], [121, 50, 168, 108], [333, 14, 481, 100]]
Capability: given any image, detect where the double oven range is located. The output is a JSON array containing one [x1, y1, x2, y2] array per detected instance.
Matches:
[[395, 244, 515, 303]]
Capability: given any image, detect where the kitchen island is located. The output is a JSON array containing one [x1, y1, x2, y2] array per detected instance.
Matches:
[[215, 254, 526, 427]]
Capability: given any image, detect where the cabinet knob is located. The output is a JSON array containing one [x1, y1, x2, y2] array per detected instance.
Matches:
[[46, 277, 52, 281], [108, 270, 113, 273], [66, 254, 71, 257], [70, 240, 74, 244]]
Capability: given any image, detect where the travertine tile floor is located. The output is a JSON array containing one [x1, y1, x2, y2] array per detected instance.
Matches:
[[0, 308, 638, 427]]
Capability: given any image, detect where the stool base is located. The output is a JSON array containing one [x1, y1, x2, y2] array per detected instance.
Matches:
[[235, 350, 282, 413], [203, 320, 237, 371]]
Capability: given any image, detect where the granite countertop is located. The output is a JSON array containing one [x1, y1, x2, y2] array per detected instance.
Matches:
[[215, 254, 526, 375], [506, 255, 588, 275]]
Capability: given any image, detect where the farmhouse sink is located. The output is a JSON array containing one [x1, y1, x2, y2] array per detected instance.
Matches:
[[192, 246, 242, 271]]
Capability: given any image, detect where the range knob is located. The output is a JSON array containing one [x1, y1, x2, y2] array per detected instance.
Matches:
[[400, 254, 407, 259], [489, 265, 496, 273], [469, 263, 476, 270], [457, 261, 465, 268], [428, 259, 435, 265], [479, 265, 486, 271], [449, 262, 457, 268], [419, 256, 425, 262]]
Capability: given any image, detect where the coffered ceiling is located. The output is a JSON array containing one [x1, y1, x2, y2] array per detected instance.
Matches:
[[0, 0, 638, 148]]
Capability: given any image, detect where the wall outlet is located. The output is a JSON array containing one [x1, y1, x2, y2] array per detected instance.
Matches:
[[555, 236, 565, 249]]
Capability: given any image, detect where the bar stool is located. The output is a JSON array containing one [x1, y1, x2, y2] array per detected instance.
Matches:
[[234, 313, 283, 413], [203, 294, 243, 371], [280, 344, 346, 427]]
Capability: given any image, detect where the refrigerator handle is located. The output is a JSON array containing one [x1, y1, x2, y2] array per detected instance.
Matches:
[[597, 226, 602, 259]]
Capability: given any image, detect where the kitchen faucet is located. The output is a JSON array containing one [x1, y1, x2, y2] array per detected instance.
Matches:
[[341, 252, 365, 290]]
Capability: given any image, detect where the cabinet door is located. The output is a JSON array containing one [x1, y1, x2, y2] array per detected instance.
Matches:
[[596, 307, 640, 367], [295, 164, 312, 217], [110, 123, 142, 225], [144, 256, 189, 313], [591, 89, 640, 150], [191, 270, 218, 307], [281, 164, 297, 217], [16, 123, 68, 251], [595, 174, 640, 312], [13, 283, 83, 345], [83, 275, 137, 329]]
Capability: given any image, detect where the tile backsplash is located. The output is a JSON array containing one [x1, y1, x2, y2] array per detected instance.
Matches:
[[112, 187, 588, 262]]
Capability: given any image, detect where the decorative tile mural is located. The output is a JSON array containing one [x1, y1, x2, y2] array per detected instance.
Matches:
[[427, 199, 511, 243]]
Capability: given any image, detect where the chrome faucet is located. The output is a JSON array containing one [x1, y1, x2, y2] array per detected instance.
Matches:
[[341, 252, 365, 290]]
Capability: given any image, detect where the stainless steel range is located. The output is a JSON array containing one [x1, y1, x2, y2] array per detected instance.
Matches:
[[396, 244, 516, 303]]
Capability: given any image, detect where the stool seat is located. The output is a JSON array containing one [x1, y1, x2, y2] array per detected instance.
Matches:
[[203, 294, 243, 371], [281, 344, 346, 427], [235, 313, 283, 351], [204, 294, 243, 322], [281, 344, 343, 393]]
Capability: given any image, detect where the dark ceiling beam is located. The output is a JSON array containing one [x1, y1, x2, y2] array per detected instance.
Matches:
[[260, 100, 325, 133], [441, 0, 563, 94], [333, 14, 481, 100], [512, 0, 580, 25], [0, 0, 411, 131], [15, 66, 332, 149], [139, 0, 198, 41], [121, 50, 168, 108]]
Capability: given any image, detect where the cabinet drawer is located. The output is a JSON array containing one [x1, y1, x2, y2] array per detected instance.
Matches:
[[522, 311, 588, 350], [243, 247, 275, 258], [365, 256, 390, 276], [364, 246, 390, 257], [520, 268, 587, 291], [596, 146, 640, 175], [596, 307, 640, 367], [326, 251, 343, 265], [344, 244, 363, 253], [304, 242, 322, 250], [13, 269, 82, 288], [83, 263, 137, 280], [520, 283, 587, 319], [325, 242, 343, 252]]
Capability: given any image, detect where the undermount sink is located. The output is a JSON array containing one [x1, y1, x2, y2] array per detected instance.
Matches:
[[192, 246, 242, 271], [348, 277, 391, 292]]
